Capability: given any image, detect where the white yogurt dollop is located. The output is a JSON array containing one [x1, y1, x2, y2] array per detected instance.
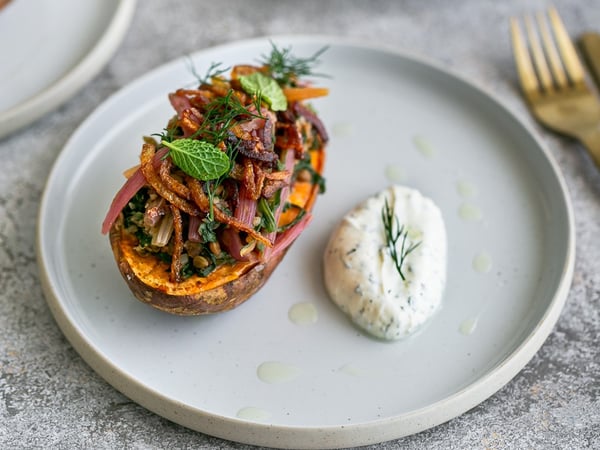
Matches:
[[323, 185, 447, 340]]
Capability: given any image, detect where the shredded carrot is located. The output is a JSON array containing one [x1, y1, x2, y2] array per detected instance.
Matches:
[[283, 87, 329, 102]]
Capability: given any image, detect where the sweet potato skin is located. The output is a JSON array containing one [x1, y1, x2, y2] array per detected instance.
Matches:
[[109, 218, 287, 315]]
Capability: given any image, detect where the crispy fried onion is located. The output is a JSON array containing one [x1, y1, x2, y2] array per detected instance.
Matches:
[[159, 157, 191, 199], [179, 108, 203, 137], [228, 132, 277, 163], [169, 89, 214, 114], [229, 158, 291, 200], [187, 176, 272, 247], [262, 170, 291, 199], [170, 205, 184, 283], [226, 110, 277, 163], [140, 143, 200, 216], [242, 158, 267, 200]]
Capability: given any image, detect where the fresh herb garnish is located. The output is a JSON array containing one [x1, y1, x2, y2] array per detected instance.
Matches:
[[190, 60, 229, 86], [123, 191, 150, 246], [204, 180, 219, 221], [258, 197, 277, 232], [127, 191, 147, 213], [260, 42, 328, 87], [239, 72, 287, 111], [152, 125, 179, 144], [162, 139, 230, 181], [381, 198, 421, 281], [192, 89, 262, 144], [199, 217, 219, 243]]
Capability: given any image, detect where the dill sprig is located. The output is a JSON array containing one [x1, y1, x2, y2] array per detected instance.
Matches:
[[189, 60, 230, 86], [153, 89, 258, 150], [151, 121, 179, 144], [153, 89, 255, 160], [381, 198, 421, 281], [260, 42, 328, 86], [192, 89, 262, 145]]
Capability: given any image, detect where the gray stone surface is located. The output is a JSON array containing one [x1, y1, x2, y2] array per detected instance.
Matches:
[[1, 0, 599, 448]]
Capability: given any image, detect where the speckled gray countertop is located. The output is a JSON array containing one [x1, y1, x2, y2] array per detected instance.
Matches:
[[1, 0, 599, 448]]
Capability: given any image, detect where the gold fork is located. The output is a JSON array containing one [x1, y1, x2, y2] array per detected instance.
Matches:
[[510, 6, 600, 168]]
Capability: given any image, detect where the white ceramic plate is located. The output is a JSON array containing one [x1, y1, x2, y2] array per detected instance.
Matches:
[[0, 0, 136, 139], [37, 36, 574, 448]]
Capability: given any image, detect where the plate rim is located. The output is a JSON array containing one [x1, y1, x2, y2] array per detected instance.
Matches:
[[0, 0, 137, 139], [36, 34, 576, 448]]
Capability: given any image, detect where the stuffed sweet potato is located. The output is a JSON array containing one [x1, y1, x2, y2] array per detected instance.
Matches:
[[101, 45, 328, 315]]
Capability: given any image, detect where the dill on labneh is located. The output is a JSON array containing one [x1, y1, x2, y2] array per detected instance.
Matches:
[[381, 198, 421, 281]]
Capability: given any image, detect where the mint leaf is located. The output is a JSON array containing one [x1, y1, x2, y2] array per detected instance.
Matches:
[[163, 139, 230, 181], [239, 72, 287, 111]]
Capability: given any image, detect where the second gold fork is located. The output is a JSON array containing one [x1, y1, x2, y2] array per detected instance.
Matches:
[[510, 7, 600, 168]]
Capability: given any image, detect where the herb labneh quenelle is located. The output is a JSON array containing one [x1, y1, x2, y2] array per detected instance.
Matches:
[[323, 185, 447, 340]]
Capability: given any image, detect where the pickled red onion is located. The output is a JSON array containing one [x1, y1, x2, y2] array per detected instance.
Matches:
[[101, 147, 168, 234]]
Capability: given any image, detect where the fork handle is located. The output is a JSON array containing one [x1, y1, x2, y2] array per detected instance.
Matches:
[[579, 128, 600, 169]]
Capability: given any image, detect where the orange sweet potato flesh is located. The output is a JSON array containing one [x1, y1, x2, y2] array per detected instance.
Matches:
[[109, 149, 325, 315]]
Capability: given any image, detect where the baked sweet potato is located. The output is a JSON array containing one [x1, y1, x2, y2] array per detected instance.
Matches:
[[102, 45, 328, 315]]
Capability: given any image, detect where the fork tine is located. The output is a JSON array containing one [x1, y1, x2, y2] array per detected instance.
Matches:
[[524, 15, 553, 92], [536, 12, 568, 88], [510, 17, 539, 100], [547, 6, 586, 86]]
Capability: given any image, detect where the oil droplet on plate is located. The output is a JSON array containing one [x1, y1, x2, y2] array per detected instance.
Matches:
[[236, 406, 271, 422], [456, 180, 477, 198], [384, 164, 406, 183], [472, 251, 492, 273], [413, 135, 435, 158], [288, 302, 318, 326], [459, 317, 479, 335], [338, 363, 366, 377], [458, 202, 483, 221], [257, 361, 300, 384]]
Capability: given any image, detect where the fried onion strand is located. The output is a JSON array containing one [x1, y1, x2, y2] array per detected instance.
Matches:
[[140, 143, 200, 216], [170, 205, 184, 283], [159, 157, 192, 199]]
